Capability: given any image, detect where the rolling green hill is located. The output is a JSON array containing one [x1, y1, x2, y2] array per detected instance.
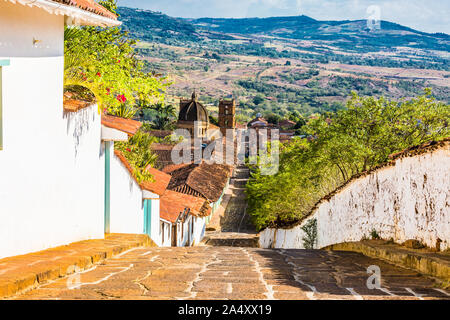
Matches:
[[116, 7, 449, 123]]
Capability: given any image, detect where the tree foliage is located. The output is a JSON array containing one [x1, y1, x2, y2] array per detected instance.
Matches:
[[115, 130, 158, 183], [64, 0, 169, 116], [246, 90, 449, 230]]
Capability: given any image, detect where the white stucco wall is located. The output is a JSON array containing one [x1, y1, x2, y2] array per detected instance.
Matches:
[[260, 147, 450, 250], [160, 221, 172, 247], [193, 216, 206, 245], [149, 198, 161, 246], [0, 100, 105, 259], [0, 1, 63, 57], [177, 217, 191, 247], [0, 3, 107, 259], [109, 153, 145, 234]]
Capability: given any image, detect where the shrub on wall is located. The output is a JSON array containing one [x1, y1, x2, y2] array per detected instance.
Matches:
[[301, 219, 318, 249], [247, 90, 449, 230]]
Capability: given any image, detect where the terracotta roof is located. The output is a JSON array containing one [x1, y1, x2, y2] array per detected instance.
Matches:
[[208, 124, 220, 130], [248, 117, 270, 128], [114, 150, 169, 196], [51, 0, 118, 20], [152, 143, 200, 169], [63, 97, 93, 112], [102, 114, 142, 136], [168, 162, 233, 202], [279, 119, 296, 128], [162, 163, 192, 174], [160, 190, 212, 223], [141, 166, 172, 196]]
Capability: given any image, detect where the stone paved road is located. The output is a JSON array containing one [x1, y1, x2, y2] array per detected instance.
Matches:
[[13, 246, 450, 300], [204, 165, 259, 247]]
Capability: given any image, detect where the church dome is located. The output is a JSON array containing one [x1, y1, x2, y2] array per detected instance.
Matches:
[[178, 92, 209, 123]]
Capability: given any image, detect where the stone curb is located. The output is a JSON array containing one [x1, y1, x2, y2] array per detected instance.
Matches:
[[325, 240, 450, 286], [0, 234, 155, 299]]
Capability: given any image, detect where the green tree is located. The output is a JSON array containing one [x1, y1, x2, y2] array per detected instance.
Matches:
[[151, 103, 177, 130], [63, 1, 169, 116], [246, 90, 449, 230]]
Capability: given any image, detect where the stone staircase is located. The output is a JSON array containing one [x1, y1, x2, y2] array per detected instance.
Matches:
[[203, 165, 260, 248]]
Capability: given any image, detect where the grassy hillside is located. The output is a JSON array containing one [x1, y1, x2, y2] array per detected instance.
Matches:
[[117, 7, 450, 123]]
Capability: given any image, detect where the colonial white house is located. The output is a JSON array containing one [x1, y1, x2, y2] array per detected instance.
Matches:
[[0, 0, 120, 259], [163, 162, 233, 225], [159, 190, 212, 247], [108, 145, 172, 247]]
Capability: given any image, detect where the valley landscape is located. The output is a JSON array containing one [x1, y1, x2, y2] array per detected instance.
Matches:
[[118, 7, 450, 123]]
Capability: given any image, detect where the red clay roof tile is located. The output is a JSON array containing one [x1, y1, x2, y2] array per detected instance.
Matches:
[[141, 167, 172, 196], [160, 190, 211, 223], [114, 150, 171, 196], [51, 0, 118, 20], [63, 97, 93, 112], [102, 114, 142, 136]]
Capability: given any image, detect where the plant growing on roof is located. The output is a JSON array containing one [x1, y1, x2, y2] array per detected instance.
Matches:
[[115, 130, 158, 183]]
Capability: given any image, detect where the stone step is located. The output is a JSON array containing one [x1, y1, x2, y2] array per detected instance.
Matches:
[[201, 232, 260, 248]]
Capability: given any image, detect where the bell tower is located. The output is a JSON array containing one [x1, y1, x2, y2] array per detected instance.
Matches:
[[218, 99, 236, 136]]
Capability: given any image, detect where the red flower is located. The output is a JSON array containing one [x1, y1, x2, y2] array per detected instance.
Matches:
[[116, 94, 126, 103], [126, 148, 132, 152], [116, 59, 121, 63], [106, 88, 110, 95], [96, 72, 101, 77]]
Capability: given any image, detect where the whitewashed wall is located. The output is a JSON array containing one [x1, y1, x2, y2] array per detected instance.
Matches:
[[192, 216, 207, 245], [109, 152, 144, 234], [160, 221, 172, 247], [0, 1, 63, 58], [0, 3, 107, 259], [0, 100, 105, 259], [177, 217, 191, 247], [260, 147, 450, 250], [149, 198, 161, 246]]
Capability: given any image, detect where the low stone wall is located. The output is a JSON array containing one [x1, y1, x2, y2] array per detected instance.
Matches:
[[259, 140, 450, 251]]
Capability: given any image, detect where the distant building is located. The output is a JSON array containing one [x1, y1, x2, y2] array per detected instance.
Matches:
[[159, 190, 212, 247], [163, 162, 233, 223], [218, 99, 236, 136], [279, 119, 296, 129], [177, 91, 209, 138], [248, 117, 270, 128]]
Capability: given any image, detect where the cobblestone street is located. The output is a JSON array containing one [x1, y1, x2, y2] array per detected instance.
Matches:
[[14, 246, 449, 300], [10, 166, 450, 300]]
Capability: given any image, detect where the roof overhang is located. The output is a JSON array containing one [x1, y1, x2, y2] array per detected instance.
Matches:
[[142, 190, 160, 200], [101, 125, 129, 142], [5, 0, 121, 27]]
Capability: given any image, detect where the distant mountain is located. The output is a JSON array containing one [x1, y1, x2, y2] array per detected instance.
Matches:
[[118, 7, 201, 43], [118, 7, 449, 53]]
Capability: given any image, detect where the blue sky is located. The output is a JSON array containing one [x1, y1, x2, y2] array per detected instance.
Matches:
[[118, 0, 449, 34]]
